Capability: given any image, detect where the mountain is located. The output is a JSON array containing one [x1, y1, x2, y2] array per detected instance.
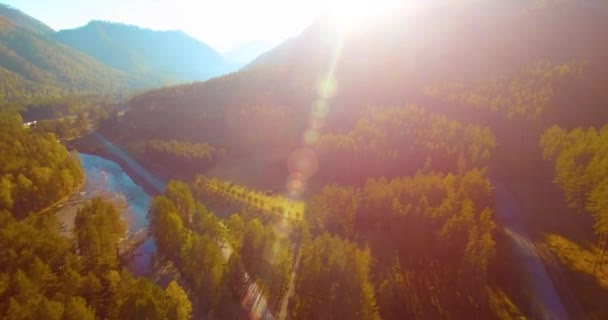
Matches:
[[0, 3, 242, 107], [55, 21, 237, 83], [0, 4, 133, 105], [222, 41, 273, 65], [129, 1, 602, 106], [120, 0, 608, 184]]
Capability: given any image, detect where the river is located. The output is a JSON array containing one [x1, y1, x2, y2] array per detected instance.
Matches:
[[78, 135, 277, 318], [79, 153, 158, 275]]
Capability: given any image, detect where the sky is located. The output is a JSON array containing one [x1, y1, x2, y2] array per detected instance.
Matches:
[[2, 0, 332, 52]]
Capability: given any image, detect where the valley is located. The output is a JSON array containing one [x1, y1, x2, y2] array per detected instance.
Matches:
[[2, 1, 608, 319]]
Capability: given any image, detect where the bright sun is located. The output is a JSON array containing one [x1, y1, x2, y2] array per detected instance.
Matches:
[[327, 0, 415, 30]]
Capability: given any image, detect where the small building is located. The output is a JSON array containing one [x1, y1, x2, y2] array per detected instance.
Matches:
[[23, 121, 37, 128]]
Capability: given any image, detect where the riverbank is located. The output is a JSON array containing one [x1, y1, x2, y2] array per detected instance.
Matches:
[[68, 152, 161, 276], [35, 157, 85, 217], [55, 189, 128, 237], [68, 132, 167, 196]]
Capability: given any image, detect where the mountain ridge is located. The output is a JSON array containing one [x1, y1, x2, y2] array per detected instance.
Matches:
[[0, 3, 130, 105], [0, 3, 245, 105], [54, 20, 237, 83]]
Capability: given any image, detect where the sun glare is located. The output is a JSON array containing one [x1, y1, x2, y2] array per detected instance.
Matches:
[[327, 0, 413, 30]]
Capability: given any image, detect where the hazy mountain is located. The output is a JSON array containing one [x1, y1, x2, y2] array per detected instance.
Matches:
[[249, 1, 608, 82], [0, 4, 129, 105], [222, 41, 273, 65], [55, 21, 237, 83]]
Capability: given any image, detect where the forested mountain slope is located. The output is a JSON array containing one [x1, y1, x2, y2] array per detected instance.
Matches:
[[119, 0, 608, 179], [0, 4, 130, 105], [0, 3, 240, 107]]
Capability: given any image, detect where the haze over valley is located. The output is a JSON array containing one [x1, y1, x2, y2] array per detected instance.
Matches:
[[2, 1, 608, 319]]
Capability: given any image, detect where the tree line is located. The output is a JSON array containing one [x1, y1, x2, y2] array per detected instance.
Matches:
[[0, 111, 193, 319], [193, 175, 304, 221], [316, 105, 496, 184], [427, 62, 580, 121], [541, 125, 608, 272], [296, 169, 497, 319], [148, 180, 295, 318], [0, 111, 83, 218], [145, 139, 226, 173], [0, 198, 192, 319]]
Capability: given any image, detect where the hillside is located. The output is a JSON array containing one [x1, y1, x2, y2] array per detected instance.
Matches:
[[55, 21, 237, 84], [0, 4, 129, 105], [0, 3, 242, 107], [121, 0, 608, 164]]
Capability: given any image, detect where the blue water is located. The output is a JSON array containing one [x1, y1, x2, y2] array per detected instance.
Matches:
[[80, 153, 157, 275], [92, 132, 166, 193]]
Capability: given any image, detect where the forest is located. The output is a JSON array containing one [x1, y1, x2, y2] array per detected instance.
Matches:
[[145, 140, 226, 174], [0, 111, 83, 218], [0, 111, 194, 319], [0, 198, 192, 319], [541, 126, 608, 272], [148, 181, 295, 318]]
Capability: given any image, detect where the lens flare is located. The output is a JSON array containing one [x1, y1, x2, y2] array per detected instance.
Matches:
[[287, 173, 308, 196], [312, 99, 330, 119], [317, 76, 338, 99], [304, 129, 320, 145], [287, 148, 319, 178]]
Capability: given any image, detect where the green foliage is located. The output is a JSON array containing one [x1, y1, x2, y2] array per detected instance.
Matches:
[[540, 126, 608, 211], [149, 184, 227, 313], [307, 185, 360, 237], [237, 217, 293, 307], [146, 140, 225, 172], [148, 196, 184, 261], [317, 105, 496, 184], [0, 111, 83, 218], [117, 277, 167, 320], [165, 281, 192, 320], [74, 198, 126, 273], [293, 233, 380, 320], [0, 198, 193, 320], [0, 210, 85, 318], [151, 181, 296, 317], [0, 7, 129, 105], [429, 62, 580, 120], [194, 175, 305, 221], [541, 125, 608, 251], [64, 297, 96, 320], [165, 180, 196, 226], [303, 169, 497, 318]]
